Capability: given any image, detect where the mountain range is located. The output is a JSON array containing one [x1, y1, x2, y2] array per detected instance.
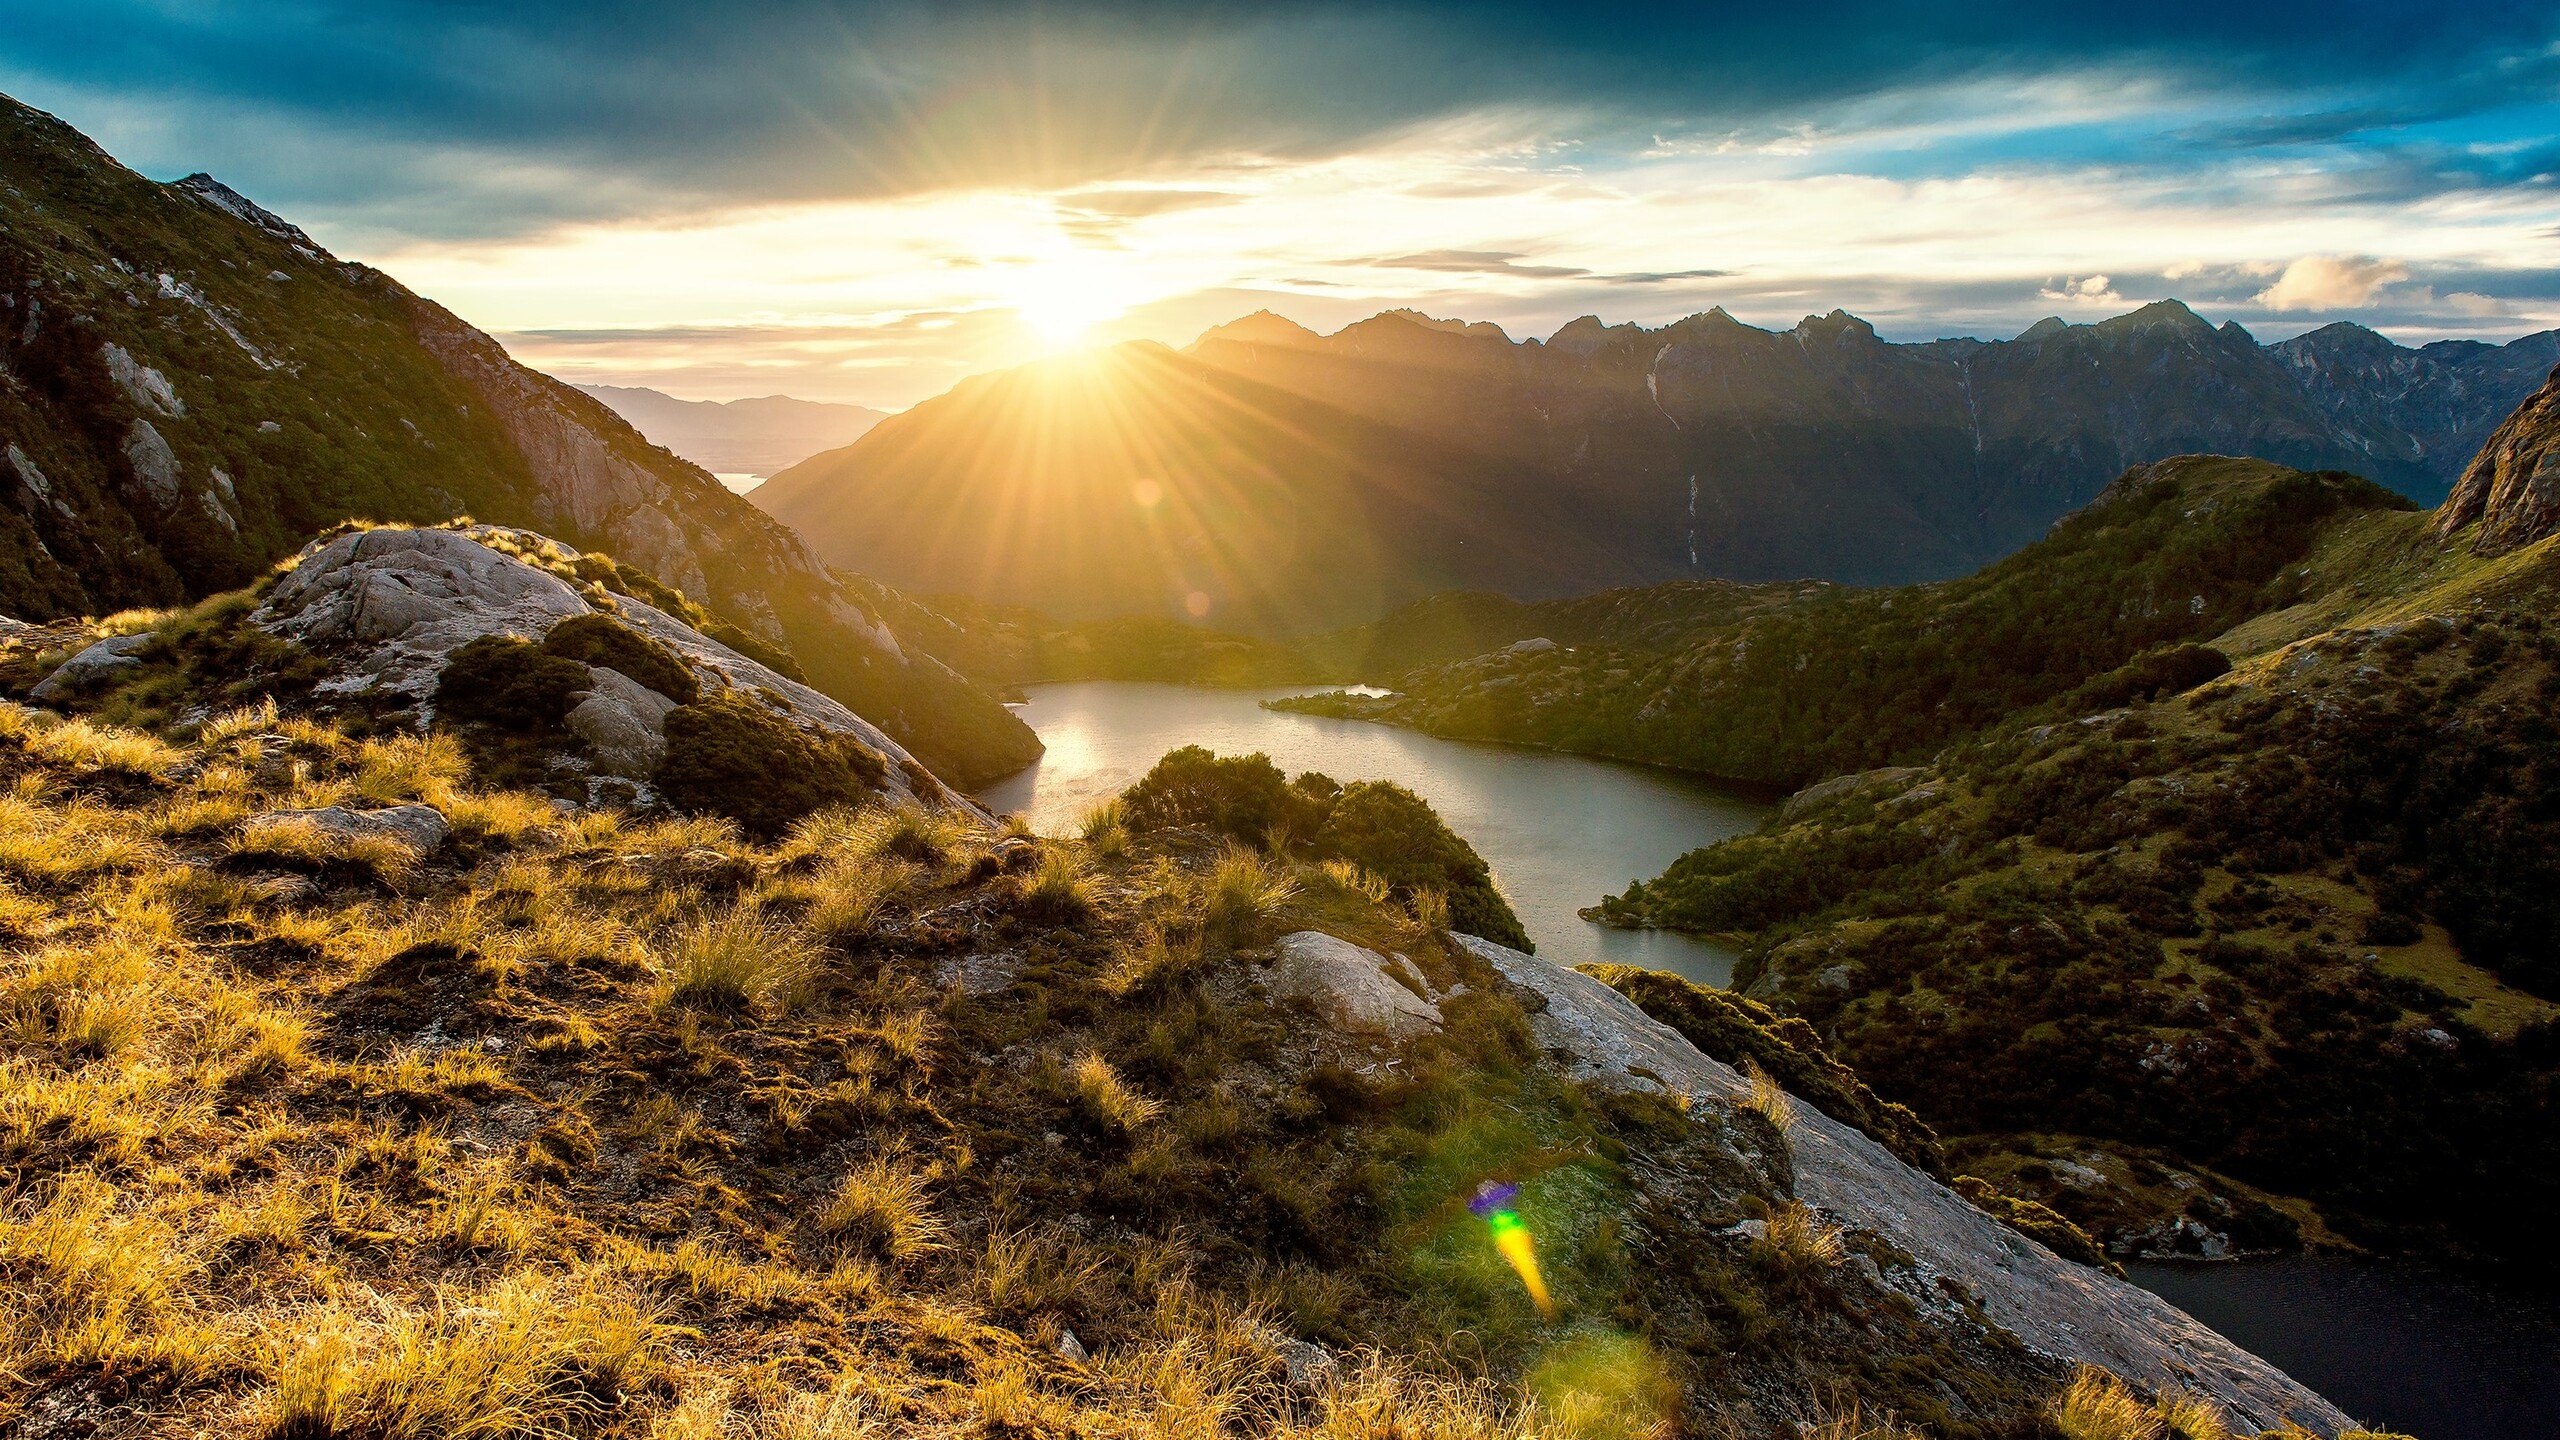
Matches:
[[0, 94, 1036, 786], [575, 384, 885, 487], [755, 304, 2556, 632]]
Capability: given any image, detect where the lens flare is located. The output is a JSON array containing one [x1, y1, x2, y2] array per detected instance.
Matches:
[[1469, 1180, 1555, 1318]]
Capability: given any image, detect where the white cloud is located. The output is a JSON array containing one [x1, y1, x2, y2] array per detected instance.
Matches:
[[2161, 259, 2206, 280], [2038, 275, 2122, 304], [2442, 291, 2514, 318], [2253, 255, 2411, 311]]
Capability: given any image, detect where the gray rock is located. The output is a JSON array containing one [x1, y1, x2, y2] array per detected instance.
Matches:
[[121, 420, 182, 507], [101, 342, 183, 417], [1447, 933, 2350, 1437], [1781, 766, 1925, 821], [1054, 1329, 1088, 1363], [933, 950, 1023, 996], [565, 665, 677, 778], [246, 803, 449, 853], [1269, 931, 1442, 1040], [1504, 636, 1558, 655], [1270, 1335, 1337, 1395], [29, 633, 151, 700]]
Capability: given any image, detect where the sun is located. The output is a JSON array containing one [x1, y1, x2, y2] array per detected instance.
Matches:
[[996, 252, 1147, 351]]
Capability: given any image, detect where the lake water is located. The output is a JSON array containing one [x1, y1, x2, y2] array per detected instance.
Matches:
[[974, 682, 1771, 982], [2128, 1256, 2560, 1440]]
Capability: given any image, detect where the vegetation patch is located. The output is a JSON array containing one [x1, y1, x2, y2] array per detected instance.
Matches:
[[539, 612, 699, 703], [655, 690, 889, 839]]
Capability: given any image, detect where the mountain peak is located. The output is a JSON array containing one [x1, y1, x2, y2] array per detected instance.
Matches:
[[2104, 298, 2212, 334], [2015, 317, 2070, 343], [2435, 364, 2560, 554], [1193, 310, 1321, 348], [171, 173, 322, 252]]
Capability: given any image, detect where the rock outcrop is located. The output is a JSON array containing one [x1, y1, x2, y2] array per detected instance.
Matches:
[[28, 633, 150, 700], [2435, 365, 2560, 554], [245, 803, 451, 854], [1450, 933, 2354, 1437], [1268, 931, 1444, 1039], [256, 525, 964, 811]]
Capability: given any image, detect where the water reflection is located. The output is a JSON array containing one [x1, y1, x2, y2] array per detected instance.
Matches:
[[975, 683, 1771, 984]]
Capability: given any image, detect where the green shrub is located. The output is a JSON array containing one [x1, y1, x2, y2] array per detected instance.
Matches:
[[1314, 780, 1529, 951], [434, 635, 589, 732], [656, 692, 889, 839], [1120, 745, 1288, 840], [540, 614, 698, 703]]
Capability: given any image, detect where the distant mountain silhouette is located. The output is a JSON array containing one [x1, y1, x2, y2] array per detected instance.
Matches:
[[576, 385, 885, 486], [754, 304, 2555, 632]]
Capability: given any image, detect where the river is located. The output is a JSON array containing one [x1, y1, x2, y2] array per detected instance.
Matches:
[[974, 682, 1771, 981]]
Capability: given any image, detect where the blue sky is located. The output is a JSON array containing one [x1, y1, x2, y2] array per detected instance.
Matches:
[[4, 2, 2555, 404]]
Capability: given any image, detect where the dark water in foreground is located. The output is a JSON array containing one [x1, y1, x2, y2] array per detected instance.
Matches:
[[975, 682, 1771, 981], [2129, 1256, 2560, 1439]]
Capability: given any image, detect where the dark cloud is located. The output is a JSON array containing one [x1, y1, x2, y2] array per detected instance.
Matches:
[[1600, 268, 1734, 285], [1, 1, 2553, 241]]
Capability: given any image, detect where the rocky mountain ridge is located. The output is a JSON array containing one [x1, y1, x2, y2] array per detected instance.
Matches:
[[754, 297, 2553, 633], [0, 92, 1037, 786]]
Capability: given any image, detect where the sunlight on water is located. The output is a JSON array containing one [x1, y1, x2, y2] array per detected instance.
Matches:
[[974, 682, 1772, 985]]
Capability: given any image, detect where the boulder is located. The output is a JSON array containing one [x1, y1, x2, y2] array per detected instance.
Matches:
[[565, 665, 677, 778], [256, 525, 967, 812], [245, 803, 449, 854], [1269, 931, 1442, 1040], [29, 633, 151, 700], [1448, 933, 2352, 1437]]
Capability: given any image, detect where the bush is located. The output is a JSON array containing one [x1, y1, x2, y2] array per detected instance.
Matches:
[[656, 693, 889, 839], [1314, 781, 1530, 951], [434, 635, 589, 732], [540, 613, 698, 703], [1121, 745, 1289, 841]]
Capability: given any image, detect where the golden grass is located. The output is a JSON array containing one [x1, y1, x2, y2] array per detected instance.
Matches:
[[1073, 1051, 1163, 1134], [24, 715, 182, 778], [820, 1154, 947, 1260], [1764, 1200, 1848, 1271], [2051, 1365, 2166, 1440], [1741, 1058, 1795, 1134], [655, 910, 817, 1014], [804, 857, 911, 945], [1098, 923, 1207, 999], [1015, 846, 1096, 923], [1319, 858, 1391, 906], [1203, 845, 1298, 944]]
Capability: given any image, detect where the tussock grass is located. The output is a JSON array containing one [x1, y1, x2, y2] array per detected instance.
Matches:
[[1073, 1051, 1163, 1134], [804, 857, 911, 945], [1319, 858, 1391, 905], [1015, 846, 1096, 923], [847, 804, 964, 865], [655, 911, 817, 1014], [820, 1154, 946, 1259], [264, 1274, 661, 1440], [2050, 1365, 2166, 1440], [1764, 1200, 1848, 1272], [24, 715, 183, 778], [1099, 923, 1207, 999], [231, 816, 421, 884], [1401, 885, 1451, 937], [1741, 1058, 1795, 1133], [2155, 1386, 2235, 1440], [1203, 844, 1298, 945]]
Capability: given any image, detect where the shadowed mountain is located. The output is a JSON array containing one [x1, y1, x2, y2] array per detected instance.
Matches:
[[575, 385, 885, 484], [0, 93, 1036, 784], [757, 304, 2554, 629]]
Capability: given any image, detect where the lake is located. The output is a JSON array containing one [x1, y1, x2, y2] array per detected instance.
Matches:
[[974, 682, 1771, 982], [2129, 1256, 2560, 1439]]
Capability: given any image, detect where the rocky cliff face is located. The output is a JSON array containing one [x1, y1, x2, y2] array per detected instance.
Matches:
[[2273, 322, 2560, 485], [0, 92, 1038, 786], [2434, 364, 2560, 554], [1449, 934, 2353, 1435]]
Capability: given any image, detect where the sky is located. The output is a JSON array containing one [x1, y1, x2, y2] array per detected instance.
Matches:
[[4, 2, 2557, 407]]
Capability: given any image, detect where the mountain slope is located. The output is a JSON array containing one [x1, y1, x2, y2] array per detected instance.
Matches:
[[1305, 378, 2560, 1274], [576, 385, 885, 482], [0, 93, 1036, 786], [758, 302, 2553, 631]]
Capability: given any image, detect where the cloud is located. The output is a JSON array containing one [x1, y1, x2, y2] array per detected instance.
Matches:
[[2254, 255, 2412, 310], [1598, 268, 1735, 284], [1362, 249, 1591, 278], [2442, 291, 2515, 318], [2039, 275, 2123, 304]]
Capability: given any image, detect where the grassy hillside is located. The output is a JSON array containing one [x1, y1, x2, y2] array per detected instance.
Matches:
[[0, 93, 1036, 787], [0, 692, 2175, 1438]]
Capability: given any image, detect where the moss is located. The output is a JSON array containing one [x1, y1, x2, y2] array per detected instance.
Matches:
[[1591, 965, 1945, 1176], [655, 691, 888, 839], [539, 613, 698, 703], [1951, 1177, 2122, 1275]]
